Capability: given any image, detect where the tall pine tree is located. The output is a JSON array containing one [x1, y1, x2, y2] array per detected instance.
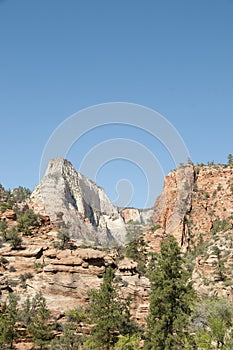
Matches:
[[0, 293, 19, 349], [85, 267, 135, 350], [28, 292, 53, 349], [145, 235, 196, 350]]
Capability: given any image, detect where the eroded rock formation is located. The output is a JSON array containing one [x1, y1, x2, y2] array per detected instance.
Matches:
[[30, 158, 127, 247]]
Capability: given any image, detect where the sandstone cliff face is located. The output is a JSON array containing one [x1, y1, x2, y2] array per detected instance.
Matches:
[[30, 158, 127, 247], [151, 164, 194, 244], [151, 164, 233, 247], [186, 165, 233, 237], [149, 163, 233, 299]]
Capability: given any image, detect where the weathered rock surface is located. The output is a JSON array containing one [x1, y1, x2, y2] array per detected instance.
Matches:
[[0, 232, 150, 323], [150, 164, 233, 248], [30, 158, 127, 246], [121, 207, 153, 225], [148, 163, 233, 300], [151, 164, 194, 244]]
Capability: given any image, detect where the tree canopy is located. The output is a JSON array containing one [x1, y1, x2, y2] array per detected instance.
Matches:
[[145, 235, 196, 350]]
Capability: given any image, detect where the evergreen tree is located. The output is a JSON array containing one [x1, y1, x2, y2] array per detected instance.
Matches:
[[86, 267, 135, 350], [18, 296, 33, 326], [17, 208, 38, 235], [50, 321, 83, 350], [7, 227, 22, 249], [145, 235, 196, 350], [227, 154, 233, 165], [11, 186, 31, 202], [0, 293, 19, 349], [114, 334, 140, 350], [125, 237, 147, 275], [0, 219, 7, 241], [28, 292, 53, 349]]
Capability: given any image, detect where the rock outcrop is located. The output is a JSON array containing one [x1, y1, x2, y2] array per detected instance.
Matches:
[[30, 158, 127, 247], [151, 164, 194, 245], [150, 164, 233, 249], [147, 163, 233, 300], [120, 207, 153, 225], [0, 230, 150, 324]]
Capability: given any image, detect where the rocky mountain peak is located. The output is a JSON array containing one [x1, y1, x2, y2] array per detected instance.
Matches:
[[30, 158, 128, 246]]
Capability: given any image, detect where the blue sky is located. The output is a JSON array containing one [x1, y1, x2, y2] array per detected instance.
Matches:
[[0, 0, 233, 208]]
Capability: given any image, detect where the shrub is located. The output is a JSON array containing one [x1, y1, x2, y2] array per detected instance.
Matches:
[[7, 227, 22, 249], [9, 266, 16, 272], [0, 201, 14, 213], [11, 186, 31, 202], [19, 273, 33, 289], [17, 209, 38, 235], [54, 227, 71, 250], [151, 224, 161, 232], [0, 256, 9, 264], [0, 220, 7, 240], [212, 219, 232, 234]]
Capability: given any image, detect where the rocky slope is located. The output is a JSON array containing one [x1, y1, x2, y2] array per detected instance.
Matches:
[[0, 215, 150, 324]]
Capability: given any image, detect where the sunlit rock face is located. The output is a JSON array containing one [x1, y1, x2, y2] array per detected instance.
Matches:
[[30, 158, 127, 247]]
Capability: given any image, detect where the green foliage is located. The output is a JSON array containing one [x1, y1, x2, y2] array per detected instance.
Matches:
[[0, 185, 31, 216], [145, 235, 196, 350], [187, 157, 194, 165], [86, 267, 136, 350], [209, 316, 227, 348], [114, 334, 140, 350], [9, 265, 16, 272], [17, 209, 38, 235], [54, 226, 71, 250], [0, 200, 14, 213], [195, 332, 212, 350], [193, 297, 233, 349], [19, 272, 33, 288], [0, 256, 9, 264], [11, 186, 31, 202], [34, 262, 44, 271], [151, 224, 161, 232], [125, 238, 147, 275], [7, 227, 22, 249], [66, 306, 87, 323], [0, 293, 19, 349], [28, 292, 53, 349], [211, 218, 232, 235], [50, 321, 83, 350], [0, 219, 8, 240], [227, 154, 233, 165], [212, 246, 227, 281], [18, 296, 33, 326]]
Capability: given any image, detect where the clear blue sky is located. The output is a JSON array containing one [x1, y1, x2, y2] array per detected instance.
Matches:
[[0, 0, 233, 208]]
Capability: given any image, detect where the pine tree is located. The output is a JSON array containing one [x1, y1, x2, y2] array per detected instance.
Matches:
[[227, 154, 233, 165], [0, 219, 7, 241], [18, 296, 33, 326], [28, 292, 53, 349], [86, 267, 135, 350], [0, 293, 19, 349], [50, 321, 82, 350], [145, 235, 196, 350]]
